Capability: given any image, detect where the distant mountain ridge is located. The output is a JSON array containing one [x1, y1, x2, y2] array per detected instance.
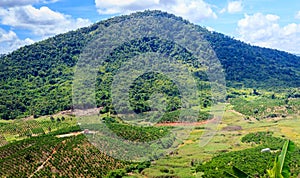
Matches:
[[203, 31, 300, 88], [0, 10, 299, 119]]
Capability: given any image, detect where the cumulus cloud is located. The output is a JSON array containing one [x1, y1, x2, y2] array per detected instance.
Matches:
[[0, 5, 91, 37], [0, 29, 16, 43], [0, 28, 34, 54], [237, 13, 300, 53], [94, 0, 217, 23], [0, 2, 91, 53], [220, 1, 243, 14], [227, 1, 243, 13]]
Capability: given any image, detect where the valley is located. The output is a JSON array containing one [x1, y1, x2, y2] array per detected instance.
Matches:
[[0, 10, 299, 177], [1, 89, 300, 177]]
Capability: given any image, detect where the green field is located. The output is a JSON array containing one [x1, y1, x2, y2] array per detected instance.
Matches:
[[139, 108, 300, 177]]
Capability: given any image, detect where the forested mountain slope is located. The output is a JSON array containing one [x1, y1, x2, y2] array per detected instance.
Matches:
[[0, 10, 299, 119], [205, 32, 300, 88]]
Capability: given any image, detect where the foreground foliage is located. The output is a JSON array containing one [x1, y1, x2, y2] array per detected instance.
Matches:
[[196, 132, 300, 177]]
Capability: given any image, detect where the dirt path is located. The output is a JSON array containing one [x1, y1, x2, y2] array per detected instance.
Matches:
[[29, 143, 61, 178], [228, 109, 245, 117], [55, 131, 83, 138]]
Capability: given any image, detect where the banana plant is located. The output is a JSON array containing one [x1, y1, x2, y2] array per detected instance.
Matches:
[[227, 140, 295, 178], [267, 140, 295, 178], [225, 166, 252, 178]]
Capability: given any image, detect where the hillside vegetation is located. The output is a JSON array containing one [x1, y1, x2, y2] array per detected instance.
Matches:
[[0, 10, 299, 120]]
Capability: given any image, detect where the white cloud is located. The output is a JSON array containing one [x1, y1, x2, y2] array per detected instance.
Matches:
[[227, 1, 243, 13], [205, 26, 215, 32], [0, 29, 16, 43], [94, 0, 217, 23], [0, 28, 34, 54], [0, 5, 91, 37], [0, 3, 91, 53], [296, 11, 300, 19], [237, 13, 300, 53], [220, 1, 243, 14]]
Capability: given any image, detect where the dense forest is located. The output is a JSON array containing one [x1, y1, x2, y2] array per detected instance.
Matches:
[[0, 10, 299, 120]]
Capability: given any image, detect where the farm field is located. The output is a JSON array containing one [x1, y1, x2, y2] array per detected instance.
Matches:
[[139, 108, 300, 177], [1, 92, 300, 177]]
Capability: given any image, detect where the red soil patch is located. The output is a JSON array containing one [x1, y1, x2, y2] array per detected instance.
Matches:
[[221, 125, 242, 131], [155, 119, 216, 127]]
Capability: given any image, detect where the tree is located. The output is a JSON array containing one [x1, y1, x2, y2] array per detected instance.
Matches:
[[253, 89, 260, 95], [50, 116, 55, 122]]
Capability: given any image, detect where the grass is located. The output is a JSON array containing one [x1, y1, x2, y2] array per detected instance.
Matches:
[[140, 109, 252, 177]]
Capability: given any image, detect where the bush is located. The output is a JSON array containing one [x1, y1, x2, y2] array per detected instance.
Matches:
[[198, 111, 213, 121], [106, 169, 126, 178], [160, 167, 169, 173]]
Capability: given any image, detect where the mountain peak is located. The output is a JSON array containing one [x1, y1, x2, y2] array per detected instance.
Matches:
[[0, 11, 299, 119]]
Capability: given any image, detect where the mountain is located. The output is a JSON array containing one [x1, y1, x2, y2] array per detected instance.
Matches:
[[0, 10, 299, 120], [204, 32, 300, 88]]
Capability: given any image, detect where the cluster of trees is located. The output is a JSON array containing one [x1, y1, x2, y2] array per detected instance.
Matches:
[[229, 91, 300, 119], [105, 121, 169, 142], [106, 161, 151, 177]]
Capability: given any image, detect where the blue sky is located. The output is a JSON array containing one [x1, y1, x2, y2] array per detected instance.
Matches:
[[0, 0, 300, 54]]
